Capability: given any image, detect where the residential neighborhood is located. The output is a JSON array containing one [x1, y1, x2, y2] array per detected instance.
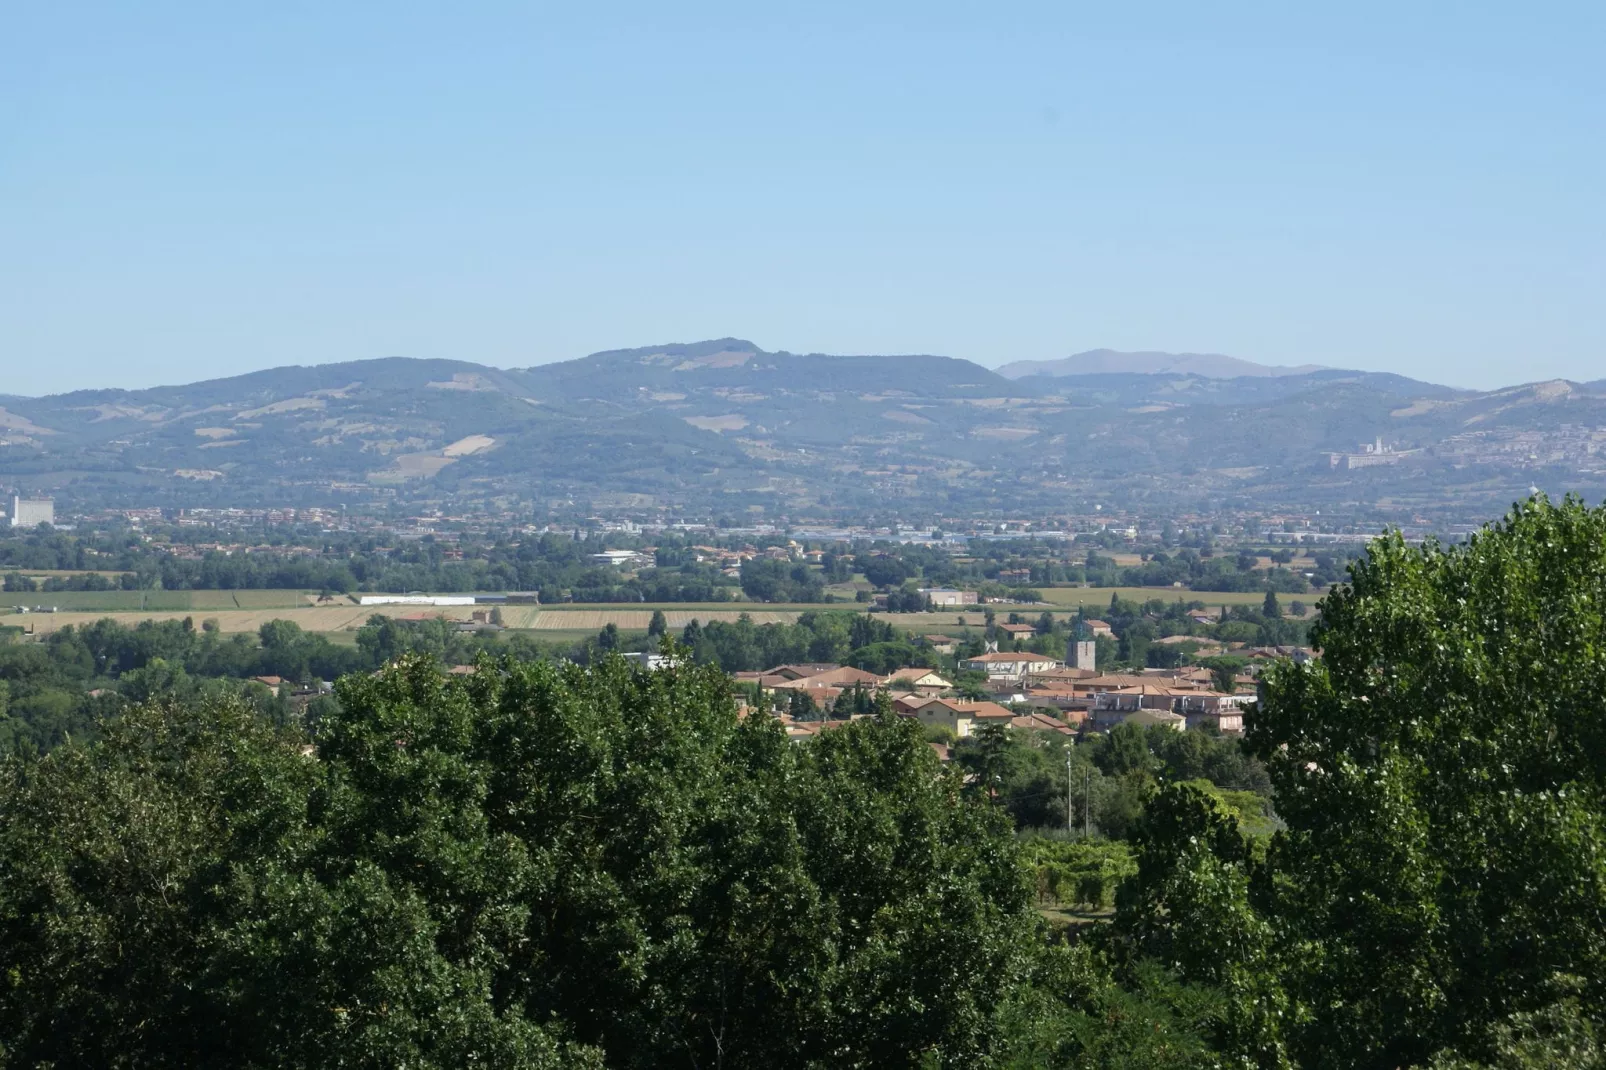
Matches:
[[729, 644, 1263, 754]]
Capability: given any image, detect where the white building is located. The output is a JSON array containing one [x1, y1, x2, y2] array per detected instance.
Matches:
[[919, 588, 978, 606], [358, 595, 478, 607], [621, 652, 683, 671], [591, 550, 654, 568], [10, 497, 54, 528], [957, 650, 1061, 683]]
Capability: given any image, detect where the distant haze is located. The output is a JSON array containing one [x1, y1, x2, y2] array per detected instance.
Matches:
[[995, 350, 1328, 381]]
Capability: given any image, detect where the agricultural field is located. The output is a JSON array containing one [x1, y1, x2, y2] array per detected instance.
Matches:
[[6, 595, 813, 637], [2, 586, 1312, 639], [0, 589, 313, 612], [516, 608, 801, 630], [1037, 587, 1278, 609], [17, 604, 412, 636]]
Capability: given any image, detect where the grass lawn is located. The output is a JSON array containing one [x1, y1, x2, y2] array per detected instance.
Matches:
[[1036, 904, 1115, 936]]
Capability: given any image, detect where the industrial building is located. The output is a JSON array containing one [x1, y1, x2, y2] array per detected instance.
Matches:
[[9, 497, 54, 529]]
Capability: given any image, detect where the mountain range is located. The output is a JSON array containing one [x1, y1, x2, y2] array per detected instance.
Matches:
[[995, 349, 1328, 380], [2, 341, 1603, 524]]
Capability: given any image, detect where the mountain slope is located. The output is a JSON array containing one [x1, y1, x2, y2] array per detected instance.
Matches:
[[511, 339, 1012, 404], [996, 348, 1326, 380], [1, 341, 1602, 520], [1008, 368, 1461, 407]]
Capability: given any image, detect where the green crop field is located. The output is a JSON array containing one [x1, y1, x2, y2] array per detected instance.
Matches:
[[195, 590, 312, 609], [1037, 586, 1281, 609], [0, 591, 172, 611], [0, 589, 315, 613]]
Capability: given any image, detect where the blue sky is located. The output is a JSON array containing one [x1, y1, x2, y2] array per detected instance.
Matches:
[[3, 1, 1602, 395]]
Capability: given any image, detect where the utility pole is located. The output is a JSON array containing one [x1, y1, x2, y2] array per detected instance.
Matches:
[[1066, 754, 1074, 834]]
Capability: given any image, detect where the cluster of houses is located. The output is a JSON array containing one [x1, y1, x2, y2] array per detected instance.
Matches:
[[674, 542, 805, 577], [732, 645, 1259, 751], [588, 543, 812, 577]]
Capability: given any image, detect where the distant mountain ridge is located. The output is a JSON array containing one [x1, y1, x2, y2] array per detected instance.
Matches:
[[1, 338, 1602, 521], [511, 338, 1010, 402], [995, 348, 1327, 380]]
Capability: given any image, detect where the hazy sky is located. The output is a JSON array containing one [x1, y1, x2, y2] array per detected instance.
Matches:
[[4, 2, 1602, 396]]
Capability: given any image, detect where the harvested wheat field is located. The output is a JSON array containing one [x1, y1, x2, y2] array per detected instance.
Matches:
[[15, 604, 475, 636], [523, 609, 800, 630]]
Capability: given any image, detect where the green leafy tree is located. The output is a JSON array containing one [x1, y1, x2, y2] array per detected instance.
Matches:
[[998, 942, 1227, 1068], [1200, 655, 1248, 695], [1247, 496, 1606, 1067], [0, 654, 1038, 1068], [1097, 722, 1157, 779], [646, 608, 667, 637], [0, 696, 587, 1067], [1114, 782, 1285, 1062], [787, 687, 823, 722], [117, 656, 191, 703]]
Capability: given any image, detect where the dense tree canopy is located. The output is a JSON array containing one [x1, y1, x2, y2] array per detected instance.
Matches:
[[1109, 495, 1606, 1067], [0, 654, 1037, 1068], [1249, 495, 1606, 1066]]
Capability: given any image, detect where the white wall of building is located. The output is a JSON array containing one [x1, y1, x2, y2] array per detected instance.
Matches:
[[10, 497, 54, 528], [358, 595, 479, 607]]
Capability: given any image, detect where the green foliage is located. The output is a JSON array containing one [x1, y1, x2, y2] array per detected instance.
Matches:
[[1021, 839, 1138, 908], [1200, 655, 1247, 695], [1419, 990, 1603, 1069], [949, 722, 1271, 842], [0, 526, 748, 604], [997, 943, 1228, 1069], [1097, 722, 1158, 778], [1112, 782, 1287, 1064], [843, 639, 926, 674], [16, 497, 1606, 1066], [0, 694, 597, 1068], [1244, 495, 1606, 1067], [0, 613, 591, 756], [1063, 496, 1606, 1067], [677, 609, 906, 672], [0, 653, 1037, 1067], [738, 557, 825, 602], [855, 553, 913, 588]]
